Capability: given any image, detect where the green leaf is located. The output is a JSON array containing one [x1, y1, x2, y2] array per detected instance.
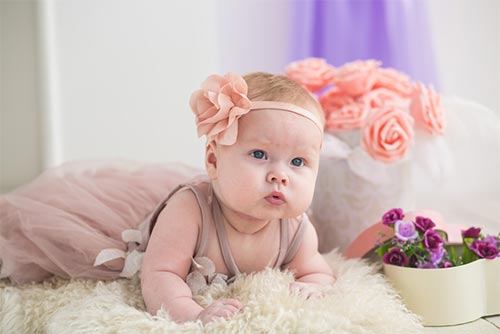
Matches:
[[461, 244, 477, 264], [376, 241, 392, 258], [448, 245, 461, 266]]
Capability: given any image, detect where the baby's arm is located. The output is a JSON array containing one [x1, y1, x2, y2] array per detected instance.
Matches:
[[285, 219, 335, 293], [141, 190, 241, 323]]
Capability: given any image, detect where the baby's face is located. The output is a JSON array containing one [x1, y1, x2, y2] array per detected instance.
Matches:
[[210, 109, 323, 221]]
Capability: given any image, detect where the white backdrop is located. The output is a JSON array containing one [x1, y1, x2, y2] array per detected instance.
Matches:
[[38, 0, 219, 169], [427, 1, 500, 114], [1, 0, 499, 192]]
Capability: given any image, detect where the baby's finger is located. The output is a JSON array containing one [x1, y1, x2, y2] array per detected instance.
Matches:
[[290, 283, 309, 298], [313, 290, 325, 299], [305, 288, 325, 300], [220, 303, 243, 318], [220, 298, 243, 309], [298, 287, 311, 299], [222, 303, 240, 312], [210, 306, 239, 321], [289, 282, 301, 293], [216, 307, 238, 318]]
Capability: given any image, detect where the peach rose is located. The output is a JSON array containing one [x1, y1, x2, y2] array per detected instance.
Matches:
[[373, 68, 413, 98], [190, 72, 252, 146], [320, 88, 368, 131], [333, 59, 381, 96], [361, 87, 407, 109], [286, 58, 335, 92], [362, 106, 414, 163], [410, 82, 445, 135]]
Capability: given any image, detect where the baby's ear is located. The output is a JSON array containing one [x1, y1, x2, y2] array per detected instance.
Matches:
[[205, 142, 218, 179]]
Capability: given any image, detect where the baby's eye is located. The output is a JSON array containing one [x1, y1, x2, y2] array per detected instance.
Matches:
[[250, 150, 267, 160], [291, 157, 304, 167]]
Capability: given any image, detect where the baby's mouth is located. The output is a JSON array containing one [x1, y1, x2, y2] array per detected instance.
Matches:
[[265, 191, 286, 205]]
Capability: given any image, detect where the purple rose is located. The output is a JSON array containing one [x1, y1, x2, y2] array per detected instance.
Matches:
[[430, 246, 445, 264], [424, 229, 444, 253], [414, 216, 436, 233], [418, 261, 437, 269], [383, 247, 409, 267], [394, 220, 418, 242], [382, 208, 404, 226], [470, 240, 499, 259], [443, 262, 453, 268], [482, 235, 499, 247], [462, 227, 481, 239]]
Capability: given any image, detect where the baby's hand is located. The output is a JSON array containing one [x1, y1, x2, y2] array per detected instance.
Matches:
[[197, 298, 243, 324], [289, 281, 325, 300]]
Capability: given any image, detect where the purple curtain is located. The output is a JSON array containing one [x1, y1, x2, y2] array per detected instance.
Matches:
[[290, 0, 439, 87]]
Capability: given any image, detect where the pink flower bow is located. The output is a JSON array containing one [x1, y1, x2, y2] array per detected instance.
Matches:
[[189, 72, 252, 146]]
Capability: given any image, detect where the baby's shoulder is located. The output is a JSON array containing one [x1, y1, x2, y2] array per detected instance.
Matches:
[[287, 213, 310, 236], [152, 183, 208, 232], [167, 180, 210, 209]]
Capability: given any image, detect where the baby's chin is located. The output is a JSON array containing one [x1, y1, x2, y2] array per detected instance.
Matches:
[[260, 208, 306, 221]]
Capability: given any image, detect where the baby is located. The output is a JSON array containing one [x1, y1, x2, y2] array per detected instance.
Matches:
[[141, 72, 335, 324], [0, 70, 334, 325]]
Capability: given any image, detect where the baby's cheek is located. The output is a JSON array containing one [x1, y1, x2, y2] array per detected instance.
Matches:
[[219, 178, 255, 207], [298, 180, 316, 203]]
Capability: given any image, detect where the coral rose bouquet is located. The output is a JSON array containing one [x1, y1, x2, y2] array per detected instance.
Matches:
[[285, 58, 445, 162], [284, 58, 447, 252]]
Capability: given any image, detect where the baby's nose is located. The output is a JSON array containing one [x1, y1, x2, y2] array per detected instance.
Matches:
[[266, 171, 289, 186]]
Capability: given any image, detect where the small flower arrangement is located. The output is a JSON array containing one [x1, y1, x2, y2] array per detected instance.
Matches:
[[285, 58, 446, 163], [376, 208, 500, 268]]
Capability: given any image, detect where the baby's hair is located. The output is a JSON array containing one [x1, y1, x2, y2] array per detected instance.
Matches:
[[243, 72, 325, 126]]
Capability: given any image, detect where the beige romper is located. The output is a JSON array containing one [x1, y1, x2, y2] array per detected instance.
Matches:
[[149, 179, 308, 294]]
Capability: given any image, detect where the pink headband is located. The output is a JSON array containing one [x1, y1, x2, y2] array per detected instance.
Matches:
[[190, 72, 324, 146]]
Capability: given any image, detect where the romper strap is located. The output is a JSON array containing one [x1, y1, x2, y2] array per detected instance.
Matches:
[[211, 195, 241, 276], [272, 219, 289, 268], [281, 214, 309, 266], [149, 182, 211, 257]]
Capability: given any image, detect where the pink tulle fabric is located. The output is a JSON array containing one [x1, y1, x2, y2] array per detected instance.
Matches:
[[0, 160, 203, 284]]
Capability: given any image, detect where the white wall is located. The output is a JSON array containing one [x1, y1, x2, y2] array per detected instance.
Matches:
[[39, 0, 219, 170], [1, 0, 499, 192], [215, 0, 291, 75], [427, 0, 500, 113]]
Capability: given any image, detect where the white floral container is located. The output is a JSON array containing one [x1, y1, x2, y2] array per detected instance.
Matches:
[[310, 132, 414, 253], [384, 257, 500, 326]]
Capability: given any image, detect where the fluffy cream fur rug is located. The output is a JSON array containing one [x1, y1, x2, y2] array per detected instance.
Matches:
[[0, 251, 422, 333]]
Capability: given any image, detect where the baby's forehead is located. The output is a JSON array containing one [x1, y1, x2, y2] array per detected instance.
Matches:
[[240, 108, 321, 130], [238, 110, 323, 147]]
